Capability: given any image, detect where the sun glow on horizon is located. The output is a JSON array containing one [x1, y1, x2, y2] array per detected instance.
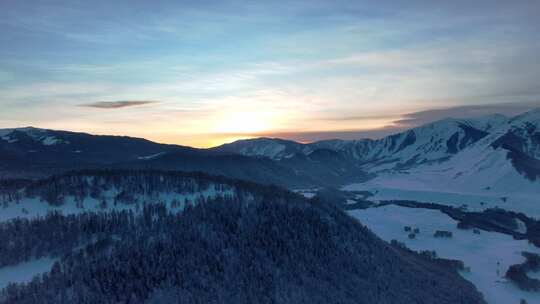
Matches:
[[212, 111, 277, 134]]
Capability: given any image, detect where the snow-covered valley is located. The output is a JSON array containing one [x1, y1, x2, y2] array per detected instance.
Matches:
[[348, 205, 540, 304], [344, 180, 540, 216]]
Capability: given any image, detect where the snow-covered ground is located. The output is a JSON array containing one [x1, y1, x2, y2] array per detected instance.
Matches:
[[0, 257, 56, 289], [137, 152, 166, 160], [529, 270, 540, 280], [0, 185, 235, 223], [349, 205, 540, 304], [294, 189, 318, 199], [344, 181, 540, 218]]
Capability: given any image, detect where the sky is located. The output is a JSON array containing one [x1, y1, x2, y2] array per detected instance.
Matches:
[[1, 0, 540, 147]]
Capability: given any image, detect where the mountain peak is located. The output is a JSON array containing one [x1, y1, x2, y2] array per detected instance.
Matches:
[[510, 107, 540, 124], [0, 126, 68, 146], [215, 137, 308, 159], [457, 113, 508, 132]]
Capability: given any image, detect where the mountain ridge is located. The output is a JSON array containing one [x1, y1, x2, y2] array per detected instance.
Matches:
[[213, 108, 540, 194], [1, 108, 539, 192]]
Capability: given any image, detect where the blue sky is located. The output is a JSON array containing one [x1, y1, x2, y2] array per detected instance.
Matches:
[[1, 0, 539, 147]]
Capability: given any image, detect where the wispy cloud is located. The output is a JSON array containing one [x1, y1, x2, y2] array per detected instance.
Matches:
[[393, 101, 540, 128], [81, 101, 158, 109]]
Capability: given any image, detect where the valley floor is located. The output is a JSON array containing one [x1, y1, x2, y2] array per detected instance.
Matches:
[[344, 182, 540, 217], [347, 201, 540, 304]]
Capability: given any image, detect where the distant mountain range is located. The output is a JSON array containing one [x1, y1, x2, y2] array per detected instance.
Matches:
[[0, 127, 368, 187], [215, 108, 540, 194], [1, 108, 539, 193]]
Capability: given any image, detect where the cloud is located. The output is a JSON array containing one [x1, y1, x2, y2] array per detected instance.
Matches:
[[393, 101, 540, 128], [81, 101, 158, 109]]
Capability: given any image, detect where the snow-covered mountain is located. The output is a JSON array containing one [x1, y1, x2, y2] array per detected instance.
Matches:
[[403, 108, 540, 193], [0, 127, 69, 146], [215, 109, 540, 196], [315, 114, 508, 172], [344, 109, 540, 216], [2, 109, 538, 192], [214, 113, 513, 173], [216, 115, 508, 172], [214, 137, 312, 159], [491, 108, 540, 166]]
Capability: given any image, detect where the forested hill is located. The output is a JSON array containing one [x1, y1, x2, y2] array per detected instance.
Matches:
[[0, 169, 291, 211], [0, 170, 484, 303]]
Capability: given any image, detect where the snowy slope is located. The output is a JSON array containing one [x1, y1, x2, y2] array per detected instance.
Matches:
[[214, 137, 312, 159], [492, 108, 540, 161], [332, 117, 497, 172], [0, 257, 57, 289], [0, 172, 237, 223], [0, 185, 232, 223], [321, 114, 511, 172], [359, 142, 537, 194], [343, 109, 540, 215], [215, 113, 512, 174], [0, 127, 69, 146]]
